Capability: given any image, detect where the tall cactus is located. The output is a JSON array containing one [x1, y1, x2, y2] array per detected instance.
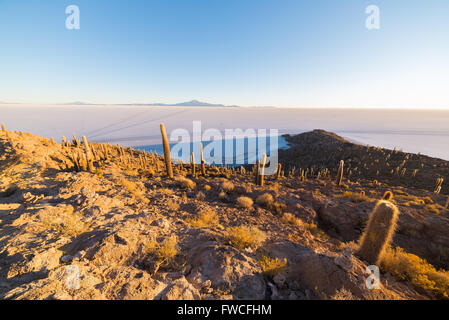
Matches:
[[356, 200, 400, 265], [190, 152, 196, 177], [82, 136, 94, 172], [259, 153, 267, 186], [276, 163, 282, 180], [336, 160, 344, 186], [200, 142, 206, 176], [255, 160, 260, 185], [435, 178, 444, 194], [1, 124, 5, 132], [160, 123, 173, 178]]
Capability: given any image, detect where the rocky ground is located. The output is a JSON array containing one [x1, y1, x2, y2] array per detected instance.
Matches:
[[0, 129, 448, 300]]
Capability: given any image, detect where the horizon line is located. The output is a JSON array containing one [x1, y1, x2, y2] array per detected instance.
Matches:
[[1, 102, 449, 111]]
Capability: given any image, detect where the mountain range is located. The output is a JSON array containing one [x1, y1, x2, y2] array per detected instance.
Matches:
[[59, 100, 240, 107]]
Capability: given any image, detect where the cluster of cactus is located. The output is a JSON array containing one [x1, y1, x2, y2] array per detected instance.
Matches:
[[253, 154, 267, 186], [434, 177, 444, 194], [298, 169, 305, 182], [356, 200, 400, 265], [63, 132, 159, 175]]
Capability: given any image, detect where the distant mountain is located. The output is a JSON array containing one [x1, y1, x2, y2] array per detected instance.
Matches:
[[59, 100, 240, 107], [61, 101, 96, 105], [173, 100, 225, 107]]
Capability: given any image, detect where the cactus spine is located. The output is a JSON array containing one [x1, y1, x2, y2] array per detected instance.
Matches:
[[356, 200, 400, 265], [160, 123, 173, 178], [336, 160, 344, 186]]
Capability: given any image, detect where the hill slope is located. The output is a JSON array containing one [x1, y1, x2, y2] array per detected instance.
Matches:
[[0, 129, 448, 300], [280, 129, 449, 193]]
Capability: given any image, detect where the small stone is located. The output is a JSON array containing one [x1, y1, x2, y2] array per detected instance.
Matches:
[[60, 255, 73, 264], [273, 273, 286, 289]]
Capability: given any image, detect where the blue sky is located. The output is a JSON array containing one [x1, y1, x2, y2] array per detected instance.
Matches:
[[0, 0, 448, 108]]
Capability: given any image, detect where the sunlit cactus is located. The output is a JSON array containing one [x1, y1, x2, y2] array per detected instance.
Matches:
[[356, 200, 400, 265], [255, 159, 260, 185], [382, 191, 393, 201], [160, 123, 173, 178], [276, 163, 282, 180], [435, 178, 444, 194], [336, 160, 344, 186], [190, 152, 196, 177], [259, 154, 267, 186], [200, 143, 206, 176]]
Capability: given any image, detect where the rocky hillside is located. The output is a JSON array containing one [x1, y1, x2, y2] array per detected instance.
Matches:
[[0, 128, 448, 300], [280, 130, 449, 193]]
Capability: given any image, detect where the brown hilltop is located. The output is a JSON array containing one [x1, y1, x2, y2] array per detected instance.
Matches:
[[0, 128, 449, 300], [280, 130, 449, 193]]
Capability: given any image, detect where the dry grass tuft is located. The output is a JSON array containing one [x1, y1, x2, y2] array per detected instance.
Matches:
[[281, 213, 303, 226], [221, 180, 235, 193], [175, 176, 196, 190], [258, 255, 287, 277], [145, 235, 179, 274], [166, 198, 180, 211], [304, 222, 329, 239], [341, 191, 372, 203], [42, 207, 91, 237], [186, 209, 219, 228], [157, 188, 174, 196], [330, 288, 358, 300], [236, 196, 253, 209], [227, 225, 266, 250], [256, 193, 274, 208], [381, 247, 449, 299]]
